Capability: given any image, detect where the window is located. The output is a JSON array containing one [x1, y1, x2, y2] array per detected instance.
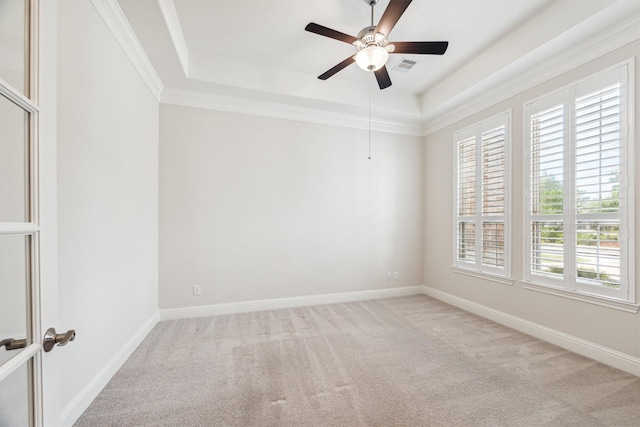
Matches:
[[525, 62, 634, 303], [454, 112, 510, 279]]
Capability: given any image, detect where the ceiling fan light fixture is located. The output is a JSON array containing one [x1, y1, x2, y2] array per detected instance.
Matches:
[[355, 45, 389, 71]]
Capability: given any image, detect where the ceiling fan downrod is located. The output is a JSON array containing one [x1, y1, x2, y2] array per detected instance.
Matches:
[[368, 0, 376, 27], [357, 0, 386, 49]]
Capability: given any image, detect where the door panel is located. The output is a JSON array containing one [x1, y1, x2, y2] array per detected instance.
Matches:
[[0, 1, 47, 425], [0, 0, 28, 95], [0, 2, 61, 425], [0, 94, 29, 222], [0, 362, 32, 427], [0, 234, 30, 366]]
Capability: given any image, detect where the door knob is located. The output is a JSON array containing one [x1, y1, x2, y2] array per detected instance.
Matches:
[[0, 338, 28, 351], [43, 328, 76, 352]]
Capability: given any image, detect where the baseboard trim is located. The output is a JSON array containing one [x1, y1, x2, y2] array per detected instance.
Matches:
[[160, 286, 424, 321], [60, 310, 160, 427], [422, 285, 640, 377]]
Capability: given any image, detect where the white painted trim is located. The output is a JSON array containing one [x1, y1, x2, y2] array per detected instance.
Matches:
[[160, 88, 424, 136], [160, 286, 424, 321], [0, 223, 39, 234], [422, 14, 640, 136], [521, 281, 640, 314], [59, 310, 160, 427], [90, 0, 164, 101], [0, 344, 40, 384], [157, 0, 189, 77], [624, 57, 636, 304], [422, 286, 640, 377], [451, 267, 514, 287], [0, 77, 38, 112]]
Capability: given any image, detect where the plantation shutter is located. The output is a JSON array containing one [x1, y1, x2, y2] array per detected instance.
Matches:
[[454, 112, 510, 277], [528, 99, 565, 281], [574, 82, 622, 289], [456, 135, 476, 264], [481, 126, 506, 268], [525, 62, 631, 302]]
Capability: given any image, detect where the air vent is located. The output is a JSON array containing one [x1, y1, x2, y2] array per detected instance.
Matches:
[[392, 58, 418, 73]]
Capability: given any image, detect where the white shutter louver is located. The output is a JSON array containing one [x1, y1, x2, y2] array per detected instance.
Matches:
[[454, 113, 509, 276], [575, 84, 621, 289], [481, 127, 505, 267], [456, 136, 476, 263], [457, 137, 476, 218], [529, 104, 564, 278]]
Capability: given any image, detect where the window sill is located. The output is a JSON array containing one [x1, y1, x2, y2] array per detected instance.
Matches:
[[521, 281, 639, 313], [452, 267, 514, 286]]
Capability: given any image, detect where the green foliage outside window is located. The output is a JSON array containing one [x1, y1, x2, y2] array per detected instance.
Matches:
[[539, 174, 620, 245]]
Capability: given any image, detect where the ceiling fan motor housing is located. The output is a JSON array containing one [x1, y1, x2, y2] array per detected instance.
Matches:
[[355, 26, 387, 49]]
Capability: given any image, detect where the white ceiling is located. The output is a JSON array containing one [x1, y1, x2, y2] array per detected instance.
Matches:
[[116, 0, 637, 127]]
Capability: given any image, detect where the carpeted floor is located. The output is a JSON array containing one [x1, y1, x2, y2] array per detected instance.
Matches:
[[75, 295, 640, 426]]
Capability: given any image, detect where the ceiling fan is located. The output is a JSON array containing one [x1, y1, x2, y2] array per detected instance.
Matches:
[[305, 0, 448, 90]]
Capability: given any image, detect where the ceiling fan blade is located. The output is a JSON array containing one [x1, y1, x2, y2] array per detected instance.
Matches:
[[374, 66, 392, 90], [390, 41, 449, 55], [375, 0, 412, 38], [318, 56, 356, 80], [305, 23, 358, 44]]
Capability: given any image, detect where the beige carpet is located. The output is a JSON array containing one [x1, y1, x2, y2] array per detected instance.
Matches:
[[75, 295, 640, 426]]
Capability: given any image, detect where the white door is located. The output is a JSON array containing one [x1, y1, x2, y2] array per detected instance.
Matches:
[[0, 1, 62, 425]]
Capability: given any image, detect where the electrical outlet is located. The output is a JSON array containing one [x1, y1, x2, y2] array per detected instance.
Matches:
[[393, 272, 399, 280], [387, 273, 392, 281], [193, 285, 201, 296]]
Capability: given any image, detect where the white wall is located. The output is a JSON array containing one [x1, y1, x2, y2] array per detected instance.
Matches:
[[424, 41, 640, 359], [159, 104, 424, 309], [56, 0, 159, 417]]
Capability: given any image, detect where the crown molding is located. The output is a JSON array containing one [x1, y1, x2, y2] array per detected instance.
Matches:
[[422, 11, 640, 137], [91, 0, 164, 101], [91, 0, 638, 139], [89, 0, 420, 137], [161, 88, 424, 136], [157, 0, 189, 77]]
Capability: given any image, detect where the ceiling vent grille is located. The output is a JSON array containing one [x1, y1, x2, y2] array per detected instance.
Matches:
[[393, 58, 418, 72]]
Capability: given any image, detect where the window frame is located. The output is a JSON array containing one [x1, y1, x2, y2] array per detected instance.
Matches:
[[523, 60, 635, 304], [452, 111, 512, 282]]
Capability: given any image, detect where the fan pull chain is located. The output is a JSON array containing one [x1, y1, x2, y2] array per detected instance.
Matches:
[[368, 83, 372, 160]]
